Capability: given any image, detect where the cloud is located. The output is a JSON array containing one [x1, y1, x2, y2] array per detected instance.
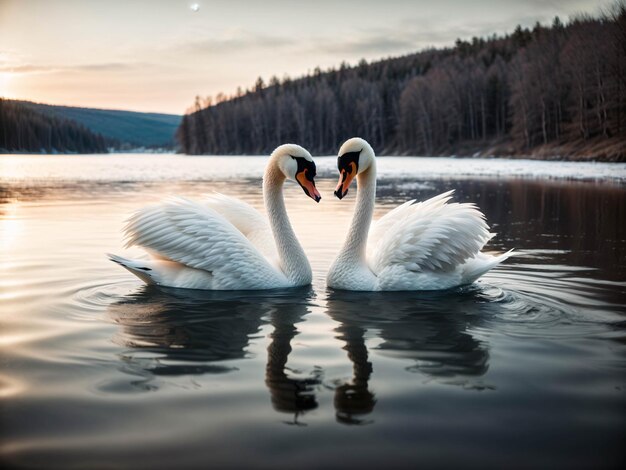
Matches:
[[72, 62, 139, 71], [0, 62, 147, 74], [309, 9, 571, 60], [0, 64, 51, 74], [175, 29, 290, 55], [315, 33, 420, 56]]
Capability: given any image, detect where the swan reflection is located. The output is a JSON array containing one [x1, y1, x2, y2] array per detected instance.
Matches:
[[108, 287, 265, 378], [332, 315, 376, 425], [108, 286, 320, 422], [265, 299, 322, 425], [108, 283, 492, 423], [326, 287, 492, 423]]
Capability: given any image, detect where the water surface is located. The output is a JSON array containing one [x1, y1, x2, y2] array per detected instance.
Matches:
[[1, 154, 625, 469]]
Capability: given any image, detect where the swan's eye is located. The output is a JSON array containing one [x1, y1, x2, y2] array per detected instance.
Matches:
[[291, 156, 317, 181], [291, 156, 321, 202], [338, 150, 361, 174]]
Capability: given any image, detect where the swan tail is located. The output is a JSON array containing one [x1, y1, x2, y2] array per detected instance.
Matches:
[[462, 249, 515, 284], [107, 253, 156, 285]]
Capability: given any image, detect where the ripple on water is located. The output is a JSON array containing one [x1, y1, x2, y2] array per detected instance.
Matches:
[[70, 280, 140, 320], [475, 263, 625, 339], [68, 256, 626, 348], [17, 245, 621, 405], [78, 285, 319, 395]]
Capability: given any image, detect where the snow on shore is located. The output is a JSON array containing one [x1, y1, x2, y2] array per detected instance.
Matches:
[[1, 154, 625, 184]]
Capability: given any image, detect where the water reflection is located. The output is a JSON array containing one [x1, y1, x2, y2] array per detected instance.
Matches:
[[329, 307, 376, 425], [265, 293, 322, 425], [3, 154, 626, 468], [106, 279, 595, 421], [106, 288, 260, 392], [108, 286, 320, 421], [326, 287, 492, 423], [108, 287, 265, 380]]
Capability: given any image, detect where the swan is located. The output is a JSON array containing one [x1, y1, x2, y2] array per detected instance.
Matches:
[[326, 137, 512, 291], [108, 144, 321, 290]]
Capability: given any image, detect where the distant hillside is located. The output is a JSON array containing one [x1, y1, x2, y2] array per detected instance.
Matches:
[[0, 98, 108, 153], [179, 4, 625, 161], [18, 101, 181, 148]]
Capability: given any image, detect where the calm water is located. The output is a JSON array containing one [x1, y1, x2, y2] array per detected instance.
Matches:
[[1, 154, 625, 469]]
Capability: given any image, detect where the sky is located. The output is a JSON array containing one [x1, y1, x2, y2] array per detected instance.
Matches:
[[0, 0, 616, 114]]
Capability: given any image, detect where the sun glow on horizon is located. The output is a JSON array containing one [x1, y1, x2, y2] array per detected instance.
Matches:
[[0, 73, 14, 99]]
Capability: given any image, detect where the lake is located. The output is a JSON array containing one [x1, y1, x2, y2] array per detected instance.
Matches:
[[1, 154, 625, 469]]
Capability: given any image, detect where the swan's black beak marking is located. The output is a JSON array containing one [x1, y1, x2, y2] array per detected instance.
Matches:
[[335, 150, 360, 199], [292, 156, 321, 203]]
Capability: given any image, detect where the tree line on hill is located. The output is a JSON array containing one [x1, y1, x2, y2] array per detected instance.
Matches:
[[0, 99, 109, 153], [177, 3, 625, 161]]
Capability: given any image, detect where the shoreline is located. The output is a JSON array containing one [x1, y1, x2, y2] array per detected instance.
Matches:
[[385, 136, 626, 163]]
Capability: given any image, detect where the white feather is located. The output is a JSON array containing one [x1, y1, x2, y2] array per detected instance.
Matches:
[[369, 190, 491, 275], [109, 144, 315, 290], [327, 137, 512, 291], [121, 197, 287, 290], [369, 191, 509, 290], [204, 192, 278, 264]]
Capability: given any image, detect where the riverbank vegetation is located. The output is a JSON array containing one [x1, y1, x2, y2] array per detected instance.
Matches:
[[178, 4, 625, 161], [0, 99, 108, 154]]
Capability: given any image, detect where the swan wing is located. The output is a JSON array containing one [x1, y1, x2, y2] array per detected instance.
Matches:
[[204, 192, 277, 260], [368, 190, 492, 274], [367, 198, 417, 252], [123, 197, 287, 289]]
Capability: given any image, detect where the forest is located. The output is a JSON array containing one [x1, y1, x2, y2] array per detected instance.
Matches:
[[177, 5, 626, 161], [0, 99, 109, 154]]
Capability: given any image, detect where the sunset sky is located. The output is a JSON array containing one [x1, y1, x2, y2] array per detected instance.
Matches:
[[0, 0, 615, 114]]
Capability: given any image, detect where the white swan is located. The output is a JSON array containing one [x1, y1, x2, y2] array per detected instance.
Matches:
[[109, 144, 321, 290], [326, 137, 511, 291]]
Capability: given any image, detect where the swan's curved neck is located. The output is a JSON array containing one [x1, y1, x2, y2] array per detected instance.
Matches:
[[341, 164, 376, 263], [263, 165, 312, 285]]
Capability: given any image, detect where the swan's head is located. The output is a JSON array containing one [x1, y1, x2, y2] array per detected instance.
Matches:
[[272, 143, 321, 202], [334, 137, 375, 200]]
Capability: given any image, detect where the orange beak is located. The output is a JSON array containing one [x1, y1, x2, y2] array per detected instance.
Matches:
[[334, 162, 357, 200], [296, 169, 321, 202]]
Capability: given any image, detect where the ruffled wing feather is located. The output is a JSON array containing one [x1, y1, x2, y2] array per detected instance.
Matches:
[[204, 192, 277, 261], [124, 197, 287, 290], [368, 190, 492, 275]]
